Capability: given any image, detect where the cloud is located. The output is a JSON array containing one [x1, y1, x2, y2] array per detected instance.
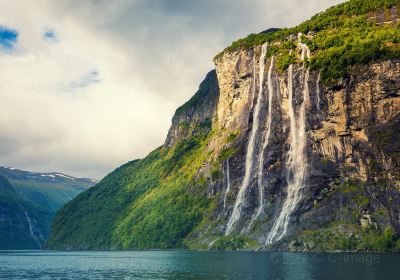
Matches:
[[65, 70, 100, 92], [0, 0, 346, 179]]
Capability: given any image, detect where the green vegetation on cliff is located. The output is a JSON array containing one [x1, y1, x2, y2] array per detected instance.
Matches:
[[294, 223, 400, 252], [216, 0, 400, 84], [47, 73, 220, 250], [174, 70, 218, 117], [209, 235, 248, 250], [291, 178, 400, 252], [47, 134, 214, 249]]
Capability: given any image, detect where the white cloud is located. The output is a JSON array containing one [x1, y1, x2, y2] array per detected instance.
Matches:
[[0, 0, 345, 179]]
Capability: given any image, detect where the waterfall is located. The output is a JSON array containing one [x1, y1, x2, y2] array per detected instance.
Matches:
[[266, 34, 310, 243], [225, 42, 268, 235], [316, 73, 321, 111], [24, 210, 42, 248], [245, 56, 275, 232], [223, 158, 231, 211], [298, 33, 311, 61]]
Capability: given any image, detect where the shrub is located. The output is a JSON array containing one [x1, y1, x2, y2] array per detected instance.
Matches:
[[210, 236, 247, 250]]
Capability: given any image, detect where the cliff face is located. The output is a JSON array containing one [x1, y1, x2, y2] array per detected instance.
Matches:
[[48, 0, 400, 251], [195, 43, 400, 250], [165, 70, 219, 147]]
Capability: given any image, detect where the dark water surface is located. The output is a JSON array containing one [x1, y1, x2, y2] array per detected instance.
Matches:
[[0, 250, 399, 279]]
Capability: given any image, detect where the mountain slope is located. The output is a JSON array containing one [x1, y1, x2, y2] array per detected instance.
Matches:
[[47, 70, 219, 249], [48, 0, 400, 251], [0, 175, 45, 249], [0, 167, 95, 249]]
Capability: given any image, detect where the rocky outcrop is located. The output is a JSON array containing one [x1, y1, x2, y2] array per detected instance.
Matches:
[[368, 5, 400, 25]]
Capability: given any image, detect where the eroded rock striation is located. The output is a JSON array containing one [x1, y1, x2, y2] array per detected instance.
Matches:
[[203, 43, 400, 250]]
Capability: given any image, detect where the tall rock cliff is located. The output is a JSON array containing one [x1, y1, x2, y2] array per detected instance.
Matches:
[[48, 0, 400, 251], [202, 45, 400, 251]]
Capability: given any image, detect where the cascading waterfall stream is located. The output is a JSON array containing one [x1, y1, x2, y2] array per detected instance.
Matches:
[[299, 33, 311, 61], [266, 34, 310, 243], [24, 210, 42, 248], [223, 158, 231, 211], [245, 56, 276, 232], [225, 42, 268, 235], [316, 73, 321, 111]]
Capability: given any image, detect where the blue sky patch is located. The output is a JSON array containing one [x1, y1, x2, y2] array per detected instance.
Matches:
[[43, 29, 58, 42], [0, 26, 18, 50]]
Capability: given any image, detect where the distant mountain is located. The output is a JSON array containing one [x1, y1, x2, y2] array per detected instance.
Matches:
[[0, 166, 96, 249]]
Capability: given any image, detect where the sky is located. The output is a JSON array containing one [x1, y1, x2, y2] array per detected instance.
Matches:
[[0, 0, 345, 179]]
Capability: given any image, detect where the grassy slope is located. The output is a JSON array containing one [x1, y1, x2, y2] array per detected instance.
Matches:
[[47, 72, 220, 249], [48, 135, 214, 249]]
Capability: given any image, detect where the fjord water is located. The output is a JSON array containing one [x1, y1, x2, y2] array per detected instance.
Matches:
[[1, 251, 399, 280]]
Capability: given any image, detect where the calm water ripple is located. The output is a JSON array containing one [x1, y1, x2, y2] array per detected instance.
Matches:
[[0, 250, 399, 280]]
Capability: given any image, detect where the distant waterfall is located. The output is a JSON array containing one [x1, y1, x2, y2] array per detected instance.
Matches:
[[223, 159, 231, 211], [225, 42, 268, 235], [266, 34, 310, 243], [24, 210, 43, 248], [246, 56, 276, 232]]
